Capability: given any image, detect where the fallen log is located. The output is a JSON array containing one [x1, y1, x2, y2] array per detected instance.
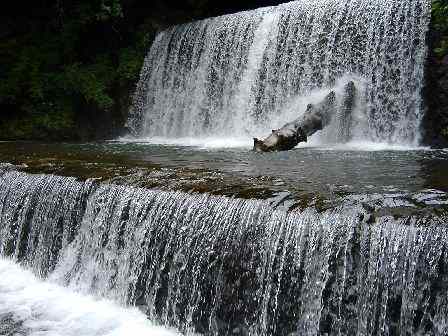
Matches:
[[253, 81, 356, 152]]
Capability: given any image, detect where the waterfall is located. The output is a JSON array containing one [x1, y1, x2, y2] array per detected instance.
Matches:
[[128, 0, 431, 145], [1, 169, 447, 335]]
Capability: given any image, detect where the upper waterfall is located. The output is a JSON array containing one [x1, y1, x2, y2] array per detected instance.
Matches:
[[127, 0, 430, 146]]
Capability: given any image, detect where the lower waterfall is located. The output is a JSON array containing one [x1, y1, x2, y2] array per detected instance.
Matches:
[[0, 169, 447, 335]]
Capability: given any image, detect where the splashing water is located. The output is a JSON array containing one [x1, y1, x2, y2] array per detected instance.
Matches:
[[128, 0, 431, 146], [0, 258, 180, 336], [0, 170, 447, 335]]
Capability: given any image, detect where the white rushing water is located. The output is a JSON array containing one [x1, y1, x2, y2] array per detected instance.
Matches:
[[0, 258, 180, 336], [128, 0, 431, 147], [0, 169, 447, 335]]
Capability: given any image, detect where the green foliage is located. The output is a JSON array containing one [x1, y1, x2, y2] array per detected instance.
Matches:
[[442, 127, 448, 139], [432, 0, 448, 57], [0, 0, 149, 140], [0, 101, 75, 140], [117, 48, 144, 82], [63, 59, 115, 110], [97, 0, 124, 21]]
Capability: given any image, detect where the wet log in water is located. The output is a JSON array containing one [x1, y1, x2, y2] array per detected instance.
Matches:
[[253, 81, 356, 152]]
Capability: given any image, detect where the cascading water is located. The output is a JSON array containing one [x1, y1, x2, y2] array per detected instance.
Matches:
[[1, 169, 447, 335], [127, 0, 431, 146], [0, 258, 180, 336]]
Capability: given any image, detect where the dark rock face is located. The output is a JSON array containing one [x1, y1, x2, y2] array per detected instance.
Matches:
[[422, 22, 448, 148], [422, 56, 448, 148]]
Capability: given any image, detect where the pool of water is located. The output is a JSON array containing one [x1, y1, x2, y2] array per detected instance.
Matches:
[[1, 141, 447, 203]]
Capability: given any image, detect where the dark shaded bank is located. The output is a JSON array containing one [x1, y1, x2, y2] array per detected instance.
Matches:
[[422, 0, 448, 148], [423, 54, 448, 148], [1, 0, 447, 144]]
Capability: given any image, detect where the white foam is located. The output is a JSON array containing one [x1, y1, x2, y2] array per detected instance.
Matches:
[[298, 140, 431, 151], [116, 136, 253, 149], [115, 136, 431, 152], [119, 76, 432, 152], [0, 258, 181, 336]]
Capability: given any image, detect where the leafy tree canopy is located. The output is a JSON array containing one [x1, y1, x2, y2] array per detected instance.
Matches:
[[432, 0, 448, 57]]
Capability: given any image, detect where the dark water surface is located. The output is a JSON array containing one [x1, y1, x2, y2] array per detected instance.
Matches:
[[1, 141, 447, 203]]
